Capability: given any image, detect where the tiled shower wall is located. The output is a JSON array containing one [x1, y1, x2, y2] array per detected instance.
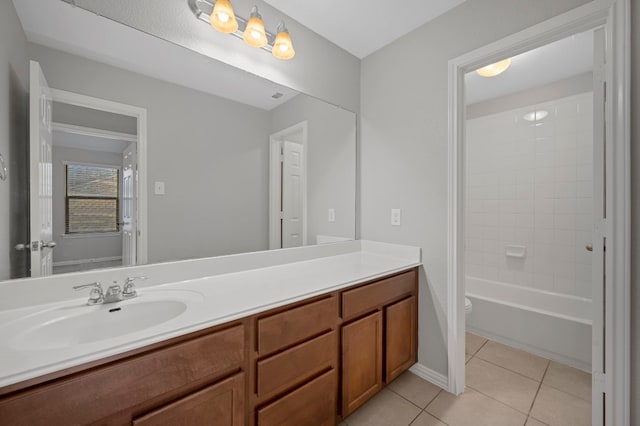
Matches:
[[465, 92, 593, 300]]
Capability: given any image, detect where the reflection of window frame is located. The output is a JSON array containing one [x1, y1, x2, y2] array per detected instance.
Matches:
[[64, 163, 120, 235]]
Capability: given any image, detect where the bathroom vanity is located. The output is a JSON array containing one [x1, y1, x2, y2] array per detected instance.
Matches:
[[0, 241, 420, 425]]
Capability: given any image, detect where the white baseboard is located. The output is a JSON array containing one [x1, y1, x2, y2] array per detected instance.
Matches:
[[53, 256, 122, 267], [409, 363, 449, 391]]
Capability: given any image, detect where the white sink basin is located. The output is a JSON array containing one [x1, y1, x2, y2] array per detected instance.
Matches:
[[6, 290, 203, 351]]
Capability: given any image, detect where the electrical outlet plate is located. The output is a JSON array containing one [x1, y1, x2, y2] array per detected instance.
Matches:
[[391, 209, 401, 226], [154, 181, 165, 195]]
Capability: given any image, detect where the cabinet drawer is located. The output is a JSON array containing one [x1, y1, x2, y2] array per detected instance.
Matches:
[[342, 270, 416, 321], [257, 296, 337, 356], [0, 325, 245, 426], [257, 369, 336, 426], [133, 372, 245, 426], [257, 331, 336, 399]]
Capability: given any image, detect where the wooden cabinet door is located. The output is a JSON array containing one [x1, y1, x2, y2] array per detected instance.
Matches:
[[133, 373, 245, 426], [341, 311, 383, 417], [385, 296, 417, 383]]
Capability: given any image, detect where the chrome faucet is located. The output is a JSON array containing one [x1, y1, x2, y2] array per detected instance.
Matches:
[[73, 282, 105, 305], [74, 277, 146, 305], [123, 276, 147, 299]]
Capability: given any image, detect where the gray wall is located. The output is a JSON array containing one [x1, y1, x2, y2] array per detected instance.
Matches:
[[53, 102, 137, 135], [0, 0, 29, 280], [630, 0, 639, 422], [29, 43, 273, 264], [51, 146, 123, 264], [359, 0, 592, 375], [271, 95, 356, 243]]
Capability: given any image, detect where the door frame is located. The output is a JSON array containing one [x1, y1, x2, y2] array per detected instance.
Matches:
[[50, 88, 149, 265], [446, 1, 630, 425], [268, 121, 308, 249]]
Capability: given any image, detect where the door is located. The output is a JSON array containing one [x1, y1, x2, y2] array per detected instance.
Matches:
[[385, 296, 417, 383], [591, 27, 606, 423], [281, 140, 304, 248], [28, 61, 54, 277], [341, 311, 383, 417], [121, 143, 137, 266]]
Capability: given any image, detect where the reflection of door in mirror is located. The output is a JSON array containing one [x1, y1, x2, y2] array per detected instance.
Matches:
[[28, 61, 53, 278], [121, 143, 137, 266], [269, 122, 308, 249], [35, 74, 143, 276]]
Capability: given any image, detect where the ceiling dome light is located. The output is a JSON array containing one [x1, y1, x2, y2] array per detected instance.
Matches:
[[272, 22, 295, 60], [476, 58, 511, 77], [523, 110, 549, 122], [243, 6, 268, 48], [209, 0, 238, 34]]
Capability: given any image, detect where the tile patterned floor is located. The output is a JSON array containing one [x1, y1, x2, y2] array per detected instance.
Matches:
[[341, 333, 592, 426]]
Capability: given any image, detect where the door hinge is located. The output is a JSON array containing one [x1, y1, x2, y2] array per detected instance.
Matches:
[[279, 211, 284, 220], [593, 372, 607, 390]]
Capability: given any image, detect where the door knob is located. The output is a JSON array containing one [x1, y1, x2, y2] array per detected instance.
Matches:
[[40, 241, 57, 249], [585, 244, 593, 252]]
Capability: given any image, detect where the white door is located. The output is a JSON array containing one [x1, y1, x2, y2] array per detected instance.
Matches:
[[121, 143, 137, 265], [591, 27, 606, 424], [281, 141, 304, 248], [28, 61, 54, 277]]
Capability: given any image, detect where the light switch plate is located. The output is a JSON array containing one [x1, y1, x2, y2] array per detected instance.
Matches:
[[154, 181, 165, 195], [328, 208, 335, 222], [391, 209, 401, 226]]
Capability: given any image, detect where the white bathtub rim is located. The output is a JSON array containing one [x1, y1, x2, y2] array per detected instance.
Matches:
[[465, 276, 592, 325], [466, 292, 592, 326]]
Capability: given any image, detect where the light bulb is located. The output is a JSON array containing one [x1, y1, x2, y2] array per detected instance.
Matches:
[[272, 24, 295, 60], [242, 7, 268, 48], [209, 0, 238, 34]]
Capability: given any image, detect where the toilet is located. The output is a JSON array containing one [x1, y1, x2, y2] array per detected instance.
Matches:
[[465, 297, 473, 320]]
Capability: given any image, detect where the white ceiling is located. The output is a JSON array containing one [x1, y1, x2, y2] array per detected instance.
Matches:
[[264, 0, 468, 59], [13, 0, 299, 111], [465, 29, 594, 104]]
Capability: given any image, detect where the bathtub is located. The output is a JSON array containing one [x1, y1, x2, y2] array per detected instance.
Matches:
[[466, 277, 592, 372]]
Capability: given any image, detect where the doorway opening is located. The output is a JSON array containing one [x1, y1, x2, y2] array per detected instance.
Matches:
[[447, 2, 630, 425], [269, 121, 308, 249], [27, 60, 148, 277]]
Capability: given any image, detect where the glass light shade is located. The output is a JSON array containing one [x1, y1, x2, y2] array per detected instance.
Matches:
[[243, 15, 268, 48], [272, 30, 295, 60], [209, 0, 238, 34], [476, 58, 511, 77]]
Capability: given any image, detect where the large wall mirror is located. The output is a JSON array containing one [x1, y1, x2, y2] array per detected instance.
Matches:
[[1, 0, 356, 281]]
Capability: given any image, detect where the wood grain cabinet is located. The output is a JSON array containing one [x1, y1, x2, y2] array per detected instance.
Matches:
[[133, 372, 245, 426], [252, 295, 339, 426], [0, 267, 418, 426], [340, 270, 418, 417]]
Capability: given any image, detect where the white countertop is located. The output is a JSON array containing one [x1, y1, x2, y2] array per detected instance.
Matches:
[[0, 240, 420, 389]]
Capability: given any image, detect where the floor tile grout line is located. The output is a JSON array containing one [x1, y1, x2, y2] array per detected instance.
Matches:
[[466, 383, 533, 417], [386, 385, 439, 411], [527, 360, 551, 416], [472, 355, 548, 384]]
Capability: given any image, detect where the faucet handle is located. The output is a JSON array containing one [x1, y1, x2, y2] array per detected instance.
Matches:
[[73, 282, 104, 305], [123, 276, 147, 298]]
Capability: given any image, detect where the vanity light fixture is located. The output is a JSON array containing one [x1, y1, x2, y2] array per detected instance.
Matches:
[[189, 0, 296, 60], [476, 58, 511, 77]]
